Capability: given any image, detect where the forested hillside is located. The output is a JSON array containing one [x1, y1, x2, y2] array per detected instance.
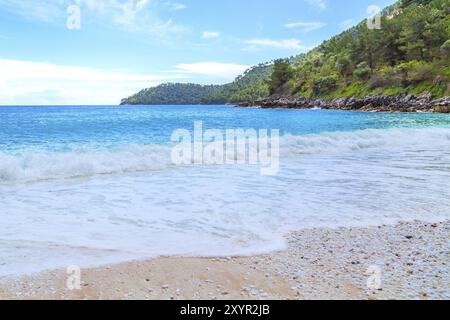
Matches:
[[120, 83, 220, 105], [283, 0, 450, 99], [121, 0, 449, 105], [121, 63, 273, 105]]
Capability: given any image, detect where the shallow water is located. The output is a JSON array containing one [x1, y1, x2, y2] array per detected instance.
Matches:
[[1, 105, 449, 276]]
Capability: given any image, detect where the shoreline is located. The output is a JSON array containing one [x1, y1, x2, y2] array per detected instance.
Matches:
[[0, 220, 448, 300], [238, 95, 450, 113]]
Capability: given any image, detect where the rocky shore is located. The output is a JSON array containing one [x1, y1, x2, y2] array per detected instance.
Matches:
[[238, 94, 450, 113]]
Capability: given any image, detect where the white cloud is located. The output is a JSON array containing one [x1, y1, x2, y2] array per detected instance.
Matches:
[[0, 0, 64, 23], [0, 59, 252, 104], [77, 0, 188, 37], [305, 0, 326, 10], [0, 58, 187, 105], [0, 59, 172, 82], [202, 31, 221, 39], [174, 62, 251, 80], [284, 21, 326, 33], [0, 0, 188, 38], [164, 1, 187, 11], [244, 38, 306, 51]]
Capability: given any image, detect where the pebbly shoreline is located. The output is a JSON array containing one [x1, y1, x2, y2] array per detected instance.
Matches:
[[0, 220, 448, 300], [238, 94, 450, 113]]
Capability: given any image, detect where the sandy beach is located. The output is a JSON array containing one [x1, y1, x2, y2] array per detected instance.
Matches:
[[0, 220, 448, 300]]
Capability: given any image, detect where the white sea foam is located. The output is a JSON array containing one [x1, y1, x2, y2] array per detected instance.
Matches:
[[1, 127, 449, 276], [1, 127, 449, 184], [281, 127, 450, 155], [0, 144, 174, 183]]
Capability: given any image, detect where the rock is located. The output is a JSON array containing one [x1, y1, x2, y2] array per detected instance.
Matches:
[[237, 93, 449, 113]]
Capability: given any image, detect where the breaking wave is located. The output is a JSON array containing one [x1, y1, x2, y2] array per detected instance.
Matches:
[[1, 127, 449, 183]]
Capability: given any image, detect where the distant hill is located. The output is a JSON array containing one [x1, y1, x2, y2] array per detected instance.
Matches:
[[120, 63, 273, 105], [121, 0, 450, 105], [120, 83, 221, 105]]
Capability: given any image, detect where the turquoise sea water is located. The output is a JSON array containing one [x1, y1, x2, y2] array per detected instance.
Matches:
[[1, 105, 450, 152], [1, 105, 449, 276]]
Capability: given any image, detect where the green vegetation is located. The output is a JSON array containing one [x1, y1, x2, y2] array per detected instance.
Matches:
[[121, 63, 272, 105], [121, 83, 220, 105], [201, 63, 273, 103], [290, 0, 450, 99], [269, 59, 294, 95], [121, 0, 449, 105]]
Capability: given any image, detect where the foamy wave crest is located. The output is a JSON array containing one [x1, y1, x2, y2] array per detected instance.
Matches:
[[0, 145, 174, 183], [281, 127, 450, 156], [1, 127, 449, 183]]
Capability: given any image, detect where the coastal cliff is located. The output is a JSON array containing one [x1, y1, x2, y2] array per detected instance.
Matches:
[[238, 94, 450, 113]]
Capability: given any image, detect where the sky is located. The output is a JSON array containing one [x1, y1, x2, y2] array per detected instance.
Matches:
[[0, 0, 397, 105]]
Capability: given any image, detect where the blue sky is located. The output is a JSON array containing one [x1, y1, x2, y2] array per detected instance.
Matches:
[[0, 0, 396, 105]]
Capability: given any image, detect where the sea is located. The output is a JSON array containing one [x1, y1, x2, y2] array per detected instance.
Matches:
[[0, 105, 449, 276]]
